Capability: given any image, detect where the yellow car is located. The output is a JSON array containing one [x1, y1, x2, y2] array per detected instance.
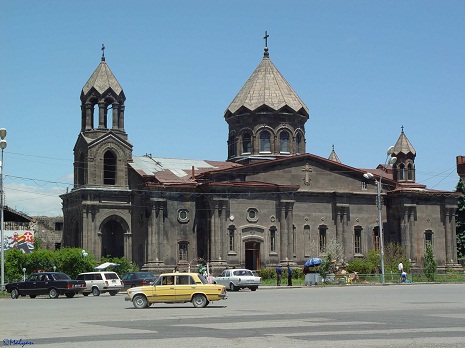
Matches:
[[125, 272, 227, 309]]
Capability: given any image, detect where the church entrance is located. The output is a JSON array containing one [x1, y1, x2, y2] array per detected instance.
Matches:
[[245, 241, 260, 270], [101, 219, 125, 258]]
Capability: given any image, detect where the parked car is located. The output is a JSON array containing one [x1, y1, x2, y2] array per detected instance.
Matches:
[[76, 271, 124, 296], [125, 272, 227, 309], [213, 269, 262, 291], [6, 272, 86, 299], [121, 272, 157, 290]]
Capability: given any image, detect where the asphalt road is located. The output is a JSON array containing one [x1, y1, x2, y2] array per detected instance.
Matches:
[[1, 283, 465, 347]]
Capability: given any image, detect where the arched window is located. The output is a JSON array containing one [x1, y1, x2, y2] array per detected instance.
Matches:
[[280, 131, 290, 154], [296, 133, 302, 154], [425, 230, 433, 248], [319, 225, 327, 254], [373, 227, 380, 251], [103, 151, 117, 185], [407, 163, 415, 181], [354, 226, 362, 255], [242, 133, 251, 154], [178, 241, 188, 261], [398, 164, 405, 181], [260, 131, 271, 153]]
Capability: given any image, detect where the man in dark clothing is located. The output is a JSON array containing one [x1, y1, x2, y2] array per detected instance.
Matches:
[[287, 265, 293, 286], [276, 266, 282, 286]]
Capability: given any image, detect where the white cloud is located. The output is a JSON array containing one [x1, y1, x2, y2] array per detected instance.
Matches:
[[4, 183, 66, 217]]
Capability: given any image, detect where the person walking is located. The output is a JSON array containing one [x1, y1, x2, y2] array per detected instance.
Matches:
[[287, 264, 293, 286], [276, 266, 282, 286]]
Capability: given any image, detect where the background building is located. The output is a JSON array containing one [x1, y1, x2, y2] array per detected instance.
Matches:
[[61, 46, 461, 274]]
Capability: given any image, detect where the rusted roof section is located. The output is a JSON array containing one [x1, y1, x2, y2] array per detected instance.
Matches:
[[82, 57, 123, 96], [226, 53, 309, 116], [393, 129, 416, 156], [130, 156, 241, 184]]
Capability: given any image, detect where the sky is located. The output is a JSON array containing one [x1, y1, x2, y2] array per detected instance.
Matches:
[[1, 1, 464, 217]]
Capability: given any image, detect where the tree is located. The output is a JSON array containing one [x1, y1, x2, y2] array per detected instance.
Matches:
[[456, 178, 465, 262], [423, 243, 437, 282], [318, 253, 333, 282], [384, 242, 410, 273]]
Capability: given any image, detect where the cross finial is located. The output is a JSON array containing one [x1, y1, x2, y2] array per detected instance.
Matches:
[[263, 31, 269, 57], [101, 44, 105, 61], [401, 125, 404, 133]]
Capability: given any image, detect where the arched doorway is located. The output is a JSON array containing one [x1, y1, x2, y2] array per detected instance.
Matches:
[[245, 241, 260, 270], [101, 219, 125, 258]]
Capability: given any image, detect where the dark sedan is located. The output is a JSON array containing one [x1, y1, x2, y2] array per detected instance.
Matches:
[[6, 272, 86, 299], [121, 272, 157, 289]]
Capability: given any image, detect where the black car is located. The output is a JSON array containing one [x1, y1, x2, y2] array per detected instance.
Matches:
[[121, 272, 157, 289], [6, 272, 86, 299]]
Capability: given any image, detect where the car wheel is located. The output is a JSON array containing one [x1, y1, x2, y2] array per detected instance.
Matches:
[[192, 294, 208, 308], [109, 291, 118, 296], [48, 288, 59, 299], [65, 293, 75, 298], [133, 294, 148, 309], [230, 282, 238, 291], [92, 287, 100, 296], [250, 286, 258, 291], [11, 288, 19, 299], [29, 295, 37, 298]]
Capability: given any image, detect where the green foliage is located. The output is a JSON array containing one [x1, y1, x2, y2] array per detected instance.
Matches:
[[346, 257, 373, 274], [258, 267, 276, 280], [4, 249, 27, 283], [384, 242, 410, 273], [318, 254, 333, 280], [456, 179, 465, 261], [55, 248, 97, 278], [33, 236, 44, 251], [423, 243, 437, 281]]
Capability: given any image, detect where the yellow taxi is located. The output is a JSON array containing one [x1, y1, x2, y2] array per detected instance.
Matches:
[[125, 272, 227, 309]]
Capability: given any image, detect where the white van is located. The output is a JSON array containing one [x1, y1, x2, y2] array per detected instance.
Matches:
[[76, 271, 123, 296]]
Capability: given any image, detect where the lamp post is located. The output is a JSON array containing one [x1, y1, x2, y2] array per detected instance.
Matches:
[[0, 128, 7, 291], [364, 146, 397, 284], [22, 268, 26, 282]]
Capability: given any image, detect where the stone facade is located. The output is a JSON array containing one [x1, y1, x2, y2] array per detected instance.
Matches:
[[61, 47, 461, 274]]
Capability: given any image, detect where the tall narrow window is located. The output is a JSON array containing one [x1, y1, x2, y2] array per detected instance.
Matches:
[[319, 226, 327, 253], [373, 227, 380, 251], [407, 163, 415, 181], [103, 151, 116, 185], [280, 131, 290, 154], [229, 227, 235, 252], [242, 133, 251, 154], [77, 153, 86, 186], [354, 227, 362, 254], [398, 164, 405, 181], [296, 133, 302, 154], [228, 133, 237, 158], [260, 131, 271, 152], [270, 228, 276, 252], [425, 230, 433, 248], [179, 242, 188, 261]]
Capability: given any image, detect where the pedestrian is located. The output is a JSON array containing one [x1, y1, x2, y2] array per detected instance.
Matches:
[[276, 266, 282, 286], [398, 262, 403, 282], [287, 264, 293, 286]]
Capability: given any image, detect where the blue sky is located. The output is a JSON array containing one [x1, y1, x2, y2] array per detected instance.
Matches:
[[1, 1, 464, 216]]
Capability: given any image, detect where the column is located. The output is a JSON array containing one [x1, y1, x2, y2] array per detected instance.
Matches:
[[98, 102, 106, 129], [85, 102, 93, 130], [119, 105, 125, 131], [287, 203, 294, 259], [112, 102, 119, 129], [444, 207, 452, 264], [403, 207, 410, 260], [280, 204, 286, 261]]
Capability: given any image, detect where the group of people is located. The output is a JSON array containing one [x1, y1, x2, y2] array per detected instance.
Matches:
[[275, 265, 292, 286]]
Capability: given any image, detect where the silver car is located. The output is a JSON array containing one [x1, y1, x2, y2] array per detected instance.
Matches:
[[213, 269, 261, 291]]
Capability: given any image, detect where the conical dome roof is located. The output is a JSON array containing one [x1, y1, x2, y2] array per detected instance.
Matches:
[[393, 127, 416, 156], [226, 49, 309, 117], [82, 57, 123, 97]]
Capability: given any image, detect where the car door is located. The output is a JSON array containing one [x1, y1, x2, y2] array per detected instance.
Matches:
[[215, 270, 230, 287], [149, 275, 176, 303], [21, 274, 38, 295], [175, 275, 196, 302]]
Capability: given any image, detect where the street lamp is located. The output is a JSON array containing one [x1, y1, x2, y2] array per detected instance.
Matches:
[[22, 268, 26, 282], [0, 127, 7, 291], [364, 146, 397, 284]]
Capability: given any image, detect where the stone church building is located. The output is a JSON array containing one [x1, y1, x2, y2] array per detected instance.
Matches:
[[61, 44, 460, 273]]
